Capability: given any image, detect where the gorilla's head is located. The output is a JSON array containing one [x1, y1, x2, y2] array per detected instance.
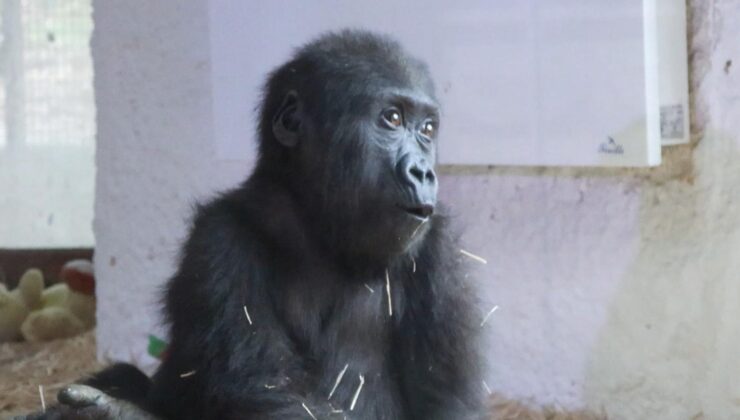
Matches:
[[257, 30, 440, 267]]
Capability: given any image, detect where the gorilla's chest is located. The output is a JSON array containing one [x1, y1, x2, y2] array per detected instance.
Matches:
[[282, 273, 396, 359], [281, 273, 407, 417]]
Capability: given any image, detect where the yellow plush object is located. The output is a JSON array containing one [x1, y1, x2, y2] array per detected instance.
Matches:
[[21, 306, 87, 342], [0, 269, 44, 342], [21, 260, 96, 343]]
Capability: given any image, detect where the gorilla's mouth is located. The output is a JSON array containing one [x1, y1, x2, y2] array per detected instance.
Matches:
[[399, 204, 435, 220]]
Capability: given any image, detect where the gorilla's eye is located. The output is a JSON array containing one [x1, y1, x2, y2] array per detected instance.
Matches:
[[382, 108, 403, 128], [421, 121, 436, 138]]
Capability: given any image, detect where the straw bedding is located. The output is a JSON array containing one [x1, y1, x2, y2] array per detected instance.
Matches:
[[0, 332, 603, 419]]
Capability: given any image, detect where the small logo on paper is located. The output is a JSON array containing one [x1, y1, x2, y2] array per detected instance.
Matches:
[[598, 137, 624, 155]]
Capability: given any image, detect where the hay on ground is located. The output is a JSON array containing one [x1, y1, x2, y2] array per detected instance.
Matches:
[[0, 331, 604, 419], [0, 331, 101, 417]]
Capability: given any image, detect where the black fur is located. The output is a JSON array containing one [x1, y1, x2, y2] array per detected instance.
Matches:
[[28, 30, 484, 420], [81, 363, 151, 404]]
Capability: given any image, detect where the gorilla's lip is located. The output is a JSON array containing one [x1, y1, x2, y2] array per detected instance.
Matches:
[[398, 203, 435, 220]]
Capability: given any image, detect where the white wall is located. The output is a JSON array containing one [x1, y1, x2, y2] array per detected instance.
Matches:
[[91, 0, 249, 368], [92, 1, 740, 418], [208, 1, 671, 167]]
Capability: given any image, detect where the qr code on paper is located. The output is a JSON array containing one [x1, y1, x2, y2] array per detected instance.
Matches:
[[660, 104, 684, 139]]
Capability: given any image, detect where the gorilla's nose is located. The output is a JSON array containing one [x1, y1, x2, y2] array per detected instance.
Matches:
[[407, 162, 435, 185], [399, 154, 438, 204]]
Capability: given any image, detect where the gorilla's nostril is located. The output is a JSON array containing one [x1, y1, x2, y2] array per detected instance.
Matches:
[[409, 166, 424, 183]]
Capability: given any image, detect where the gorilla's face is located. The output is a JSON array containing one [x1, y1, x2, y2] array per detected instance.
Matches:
[[321, 85, 440, 263], [269, 40, 440, 265]]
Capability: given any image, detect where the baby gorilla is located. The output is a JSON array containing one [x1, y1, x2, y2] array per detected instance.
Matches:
[[23, 30, 486, 420]]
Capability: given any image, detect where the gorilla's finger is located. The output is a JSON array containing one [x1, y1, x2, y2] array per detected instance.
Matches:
[[57, 384, 110, 408], [56, 384, 160, 420]]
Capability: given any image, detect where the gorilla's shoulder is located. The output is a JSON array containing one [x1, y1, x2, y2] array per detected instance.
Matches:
[[192, 186, 249, 223], [184, 182, 308, 262], [176, 188, 262, 263]]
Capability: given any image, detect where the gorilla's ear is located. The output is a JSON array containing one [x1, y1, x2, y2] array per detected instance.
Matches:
[[272, 90, 302, 147]]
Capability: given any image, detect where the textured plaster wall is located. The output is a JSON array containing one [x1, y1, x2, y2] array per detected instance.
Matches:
[[91, 0, 248, 368], [92, 1, 740, 418]]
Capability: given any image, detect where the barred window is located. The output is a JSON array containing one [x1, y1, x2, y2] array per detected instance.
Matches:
[[0, 0, 95, 248]]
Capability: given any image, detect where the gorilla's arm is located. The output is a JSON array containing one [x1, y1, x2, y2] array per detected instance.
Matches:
[[18, 385, 158, 420], [16, 364, 157, 420], [146, 198, 341, 420], [397, 218, 486, 420]]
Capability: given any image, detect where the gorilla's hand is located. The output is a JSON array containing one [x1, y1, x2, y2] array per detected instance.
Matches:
[[14, 384, 160, 420]]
